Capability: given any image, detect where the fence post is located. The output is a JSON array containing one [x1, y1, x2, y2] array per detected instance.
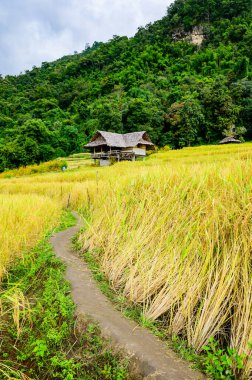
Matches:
[[66, 194, 71, 209], [87, 188, 91, 209]]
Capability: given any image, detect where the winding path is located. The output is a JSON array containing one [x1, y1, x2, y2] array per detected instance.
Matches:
[[50, 213, 206, 380]]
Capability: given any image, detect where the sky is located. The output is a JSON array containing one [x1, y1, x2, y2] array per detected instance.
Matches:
[[0, 0, 173, 76]]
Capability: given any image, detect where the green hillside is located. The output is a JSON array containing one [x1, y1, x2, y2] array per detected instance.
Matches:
[[0, 0, 251, 170]]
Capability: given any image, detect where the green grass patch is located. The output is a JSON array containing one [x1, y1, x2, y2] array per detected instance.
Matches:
[[54, 210, 77, 232]]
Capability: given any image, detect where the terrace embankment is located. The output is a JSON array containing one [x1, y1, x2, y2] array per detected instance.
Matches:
[[51, 212, 206, 380]]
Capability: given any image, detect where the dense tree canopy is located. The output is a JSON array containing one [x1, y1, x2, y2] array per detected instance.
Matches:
[[0, 0, 251, 170]]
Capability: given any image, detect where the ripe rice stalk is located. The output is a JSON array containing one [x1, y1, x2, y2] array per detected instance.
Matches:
[[1, 289, 31, 337], [0, 361, 32, 379], [0, 194, 61, 280]]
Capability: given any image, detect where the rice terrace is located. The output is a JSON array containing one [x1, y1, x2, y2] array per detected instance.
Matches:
[[0, 0, 252, 378], [0, 143, 252, 379]]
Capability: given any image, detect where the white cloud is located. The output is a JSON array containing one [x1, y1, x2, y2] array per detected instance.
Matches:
[[0, 0, 173, 76]]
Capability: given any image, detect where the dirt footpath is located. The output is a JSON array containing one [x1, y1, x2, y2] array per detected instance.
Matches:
[[50, 213, 206, 380]]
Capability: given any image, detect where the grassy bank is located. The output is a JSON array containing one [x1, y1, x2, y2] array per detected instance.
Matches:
[[0, 159, 68, 179], [0, 212, 130, 379]]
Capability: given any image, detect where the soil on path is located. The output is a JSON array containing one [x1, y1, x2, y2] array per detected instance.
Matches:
[[50, 213, 206, 380]]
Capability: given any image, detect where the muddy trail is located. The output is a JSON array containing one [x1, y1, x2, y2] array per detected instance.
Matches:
[[50, 213, 206, 380]]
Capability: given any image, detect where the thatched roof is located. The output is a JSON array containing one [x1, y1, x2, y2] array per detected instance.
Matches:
[[85, 131, 154, 148], [219, 136, 242, 144]]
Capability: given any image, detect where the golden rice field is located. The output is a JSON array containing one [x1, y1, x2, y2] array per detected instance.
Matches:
[[0, 194, 61, 279], [1, 142, 252, 378]]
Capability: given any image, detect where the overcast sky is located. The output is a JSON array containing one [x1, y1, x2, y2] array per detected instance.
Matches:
[[0, 0, 173, 76]]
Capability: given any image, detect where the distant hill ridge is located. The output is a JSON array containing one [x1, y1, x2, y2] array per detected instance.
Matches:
[[0, 0, 251, 170]]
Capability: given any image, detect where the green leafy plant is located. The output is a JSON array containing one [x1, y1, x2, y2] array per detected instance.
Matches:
[[203, 337, 247, 379]]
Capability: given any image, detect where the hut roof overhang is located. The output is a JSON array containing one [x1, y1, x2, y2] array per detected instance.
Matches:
[[219, 136, 242, 144], [84, 131, 154, 149]]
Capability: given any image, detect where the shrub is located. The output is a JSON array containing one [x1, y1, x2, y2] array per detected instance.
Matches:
[[203, 338, 248, 379], [0, 159, 67, 178]]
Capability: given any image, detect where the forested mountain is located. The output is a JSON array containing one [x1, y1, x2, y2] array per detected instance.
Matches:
[[0, 0, 252, 170]]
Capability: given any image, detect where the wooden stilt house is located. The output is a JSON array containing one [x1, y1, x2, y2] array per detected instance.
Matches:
[[85, 130, 154, 166]]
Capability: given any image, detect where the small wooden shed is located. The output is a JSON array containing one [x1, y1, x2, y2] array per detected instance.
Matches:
[[85, 130, 154, 165], [219, 136, 242, 145]]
